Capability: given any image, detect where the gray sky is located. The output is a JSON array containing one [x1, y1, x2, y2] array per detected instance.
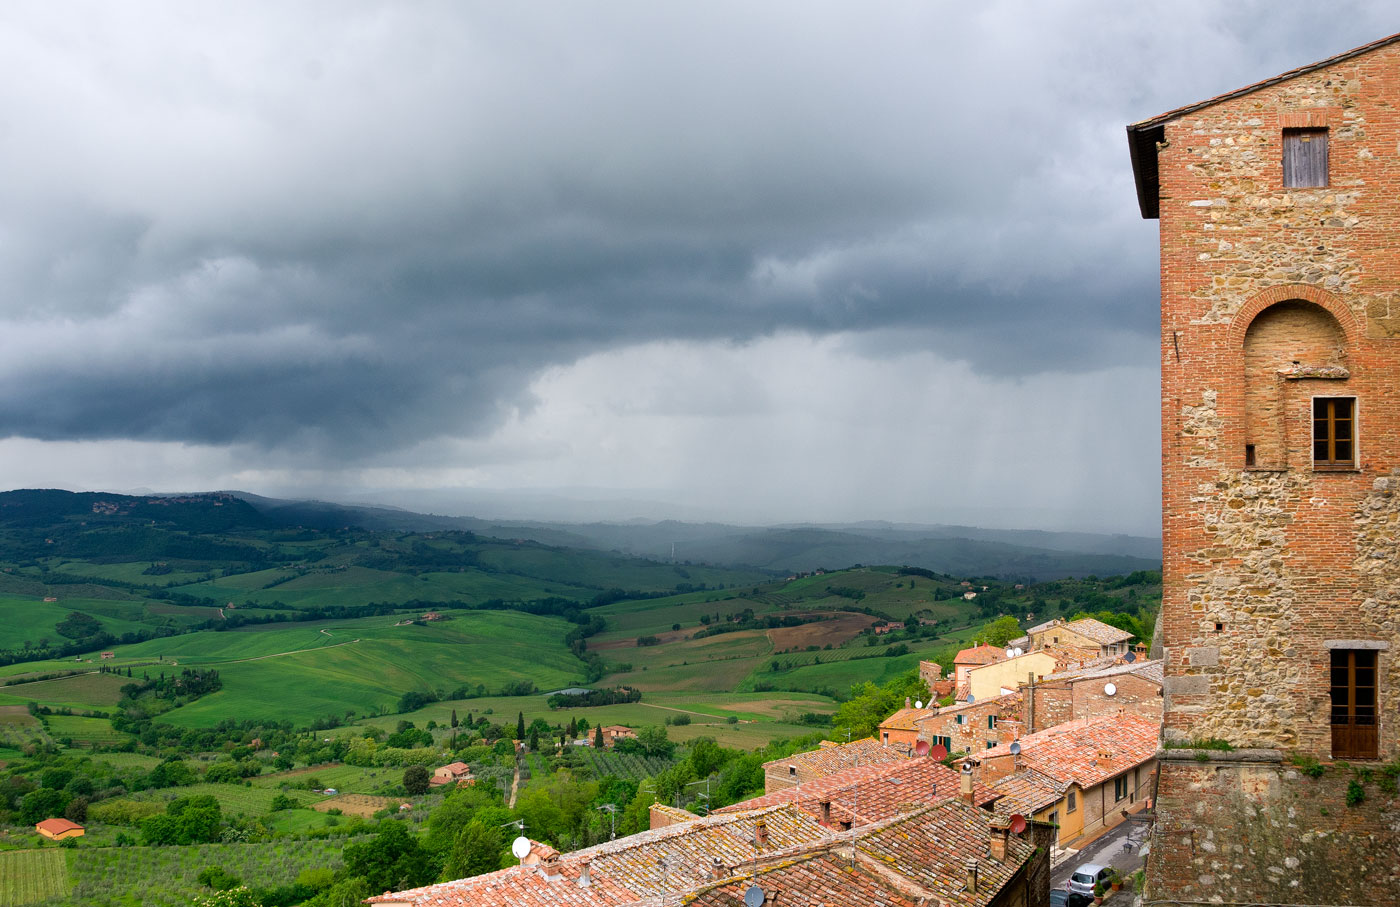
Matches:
[[0, 2, 1393, 535]]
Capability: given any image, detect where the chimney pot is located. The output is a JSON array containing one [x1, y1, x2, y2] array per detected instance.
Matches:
[[966, 859, 979, 893]]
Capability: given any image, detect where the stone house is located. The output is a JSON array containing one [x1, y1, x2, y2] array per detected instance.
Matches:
[[429, 761, 473, 788], [1127, 30, 1400, 904], [876, 699, 934, 749], [761, 736, 907, 793], [1022, 659, 1163, 733], [1025, 617, 1132, 659], [919, 659, 957, 700], [952, 643, 1006, 685], [914, 690, 1024, 756], [597, 725, 636, 747]]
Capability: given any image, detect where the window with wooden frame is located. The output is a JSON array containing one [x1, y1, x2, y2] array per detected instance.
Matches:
[[1313, 397, 1356, 468], [1066, 790, 1077, 813], [1283, 128, 1328, 187], [1114, 775, 1128, 801], [1331, 649, 1378, 760]]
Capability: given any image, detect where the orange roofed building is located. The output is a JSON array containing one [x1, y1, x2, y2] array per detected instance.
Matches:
[[35, 817, 84, 840]]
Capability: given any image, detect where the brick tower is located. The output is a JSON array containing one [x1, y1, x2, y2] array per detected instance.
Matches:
[[1128, 34, 1400, 905]]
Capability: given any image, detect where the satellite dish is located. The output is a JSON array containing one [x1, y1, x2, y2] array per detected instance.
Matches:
[[930, 743, 948, 760], [961, 759, 974, 774], [1009, 813, 1028, 834], [1104, 682, 1118, 697], [966, 694, 975, 703], [1014, 647, 1024, 657], [1124, 651, 1137, 663], [744, 885, 766, 907], [1009, 741, 1022, 755], [914, 700, 924, 709], [511, 836, 532, 860], [914, 740, 929, 756], [1004, 648, 1014, 659]]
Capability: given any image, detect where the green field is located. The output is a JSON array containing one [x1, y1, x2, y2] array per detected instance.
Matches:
[[60, 837, 359, 907], [0, 849, 70, 906], [43, 715, 130, 747], [0, 672, 130, 710], [100, 611, 590, 727], [251, 763, 397, 794], [127, 782, 322, 816]]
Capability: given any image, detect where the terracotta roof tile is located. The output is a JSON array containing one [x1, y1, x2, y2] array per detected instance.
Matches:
[[954, 643, 1006, 666], [1063, 618, 1134, 645], [988, 768, 1066, 815], [762, 737, 906, 778], [722, 757, 999, 825], [35, 817, 83, 835], [879, 706, 935, 732], [981, 713, 1159, 789]]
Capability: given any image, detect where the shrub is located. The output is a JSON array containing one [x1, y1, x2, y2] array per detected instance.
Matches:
[[1346, 778, 1366, 807]]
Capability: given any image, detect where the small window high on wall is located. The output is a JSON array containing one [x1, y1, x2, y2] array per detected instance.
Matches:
[[1313, 397, 1356, 468], [1284, 128, 1328, 187]]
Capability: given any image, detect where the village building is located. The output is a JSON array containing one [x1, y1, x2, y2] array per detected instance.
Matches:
[[762, 736, 907, 793], [876, 698, 934, 749], [35, 817, 84, 840], [918, 659, 956, 700], [1128, 30, 1400, 904], [369, 799, 1050, 907], [429, 761, 474, 788], [975, 712, 1158, 849], [1024, 617, 1133, 659], [1022, 659, 1163, 733], [595, 725, 636, 748], [963, 649, 1059, 702], [914, 690, 1024, 755]]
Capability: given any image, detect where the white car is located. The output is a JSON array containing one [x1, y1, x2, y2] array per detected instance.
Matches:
[[1068, 864, 1112, 897]]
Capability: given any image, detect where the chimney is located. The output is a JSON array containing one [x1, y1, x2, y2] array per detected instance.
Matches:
[[905, 696, 912, 709], [988, 823, 1009, 861], [819, 798, 832, 824], [577, 858, 592, 888], [1097, 749, 1114, 769], [965, 859, 979, 894], [755, 819, 769, 848], [960, 761, 975, 804], [710, 857, 725, 879]]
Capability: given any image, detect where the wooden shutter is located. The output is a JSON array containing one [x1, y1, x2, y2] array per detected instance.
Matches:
[[1284, 129, 1328, 188]]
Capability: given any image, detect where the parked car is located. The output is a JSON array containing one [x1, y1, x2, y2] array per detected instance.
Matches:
[[1051, 889, 1094, 907], [1068, 863, 1113, 897]]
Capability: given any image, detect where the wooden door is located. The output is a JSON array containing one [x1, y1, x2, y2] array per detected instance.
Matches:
[[1331, 649, 1378, 760]]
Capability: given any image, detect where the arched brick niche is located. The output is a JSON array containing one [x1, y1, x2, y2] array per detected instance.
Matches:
[[1241, 300, 1349, 468]]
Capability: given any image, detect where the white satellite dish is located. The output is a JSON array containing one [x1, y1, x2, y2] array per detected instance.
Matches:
[[744, 885, 766, 907], [1013, 647, 1024, 657], [914, 700, 924, 709], [1009, 741, 1022, 755], [1004, 648, 1014, 659], [511, 836, 532, 860], [1104, 682, 1117, 697]]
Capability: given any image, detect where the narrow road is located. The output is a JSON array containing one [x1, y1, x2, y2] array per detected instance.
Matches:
[[507, 755, 522, 809]]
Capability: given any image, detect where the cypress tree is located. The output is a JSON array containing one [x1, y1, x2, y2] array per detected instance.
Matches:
[[516, 711, 525, 740]]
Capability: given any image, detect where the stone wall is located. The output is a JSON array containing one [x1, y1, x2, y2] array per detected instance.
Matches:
[[1147, 751, 1400, 905], [1154, 38, 1400, 758]]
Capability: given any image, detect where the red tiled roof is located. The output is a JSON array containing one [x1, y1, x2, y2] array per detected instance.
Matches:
[[982, 712, 1159, 789], [35, 817, 83, 835], [879, 705, 935, 732], [367, 804, 830, 907], [988, 768, 1066, 815], [723, 756, 999, 825], [762, 736, 907, 778], [954, 643, 1005, 666]]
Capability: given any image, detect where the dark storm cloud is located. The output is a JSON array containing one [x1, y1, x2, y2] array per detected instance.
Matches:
[[0, 1, 1393, 458]]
